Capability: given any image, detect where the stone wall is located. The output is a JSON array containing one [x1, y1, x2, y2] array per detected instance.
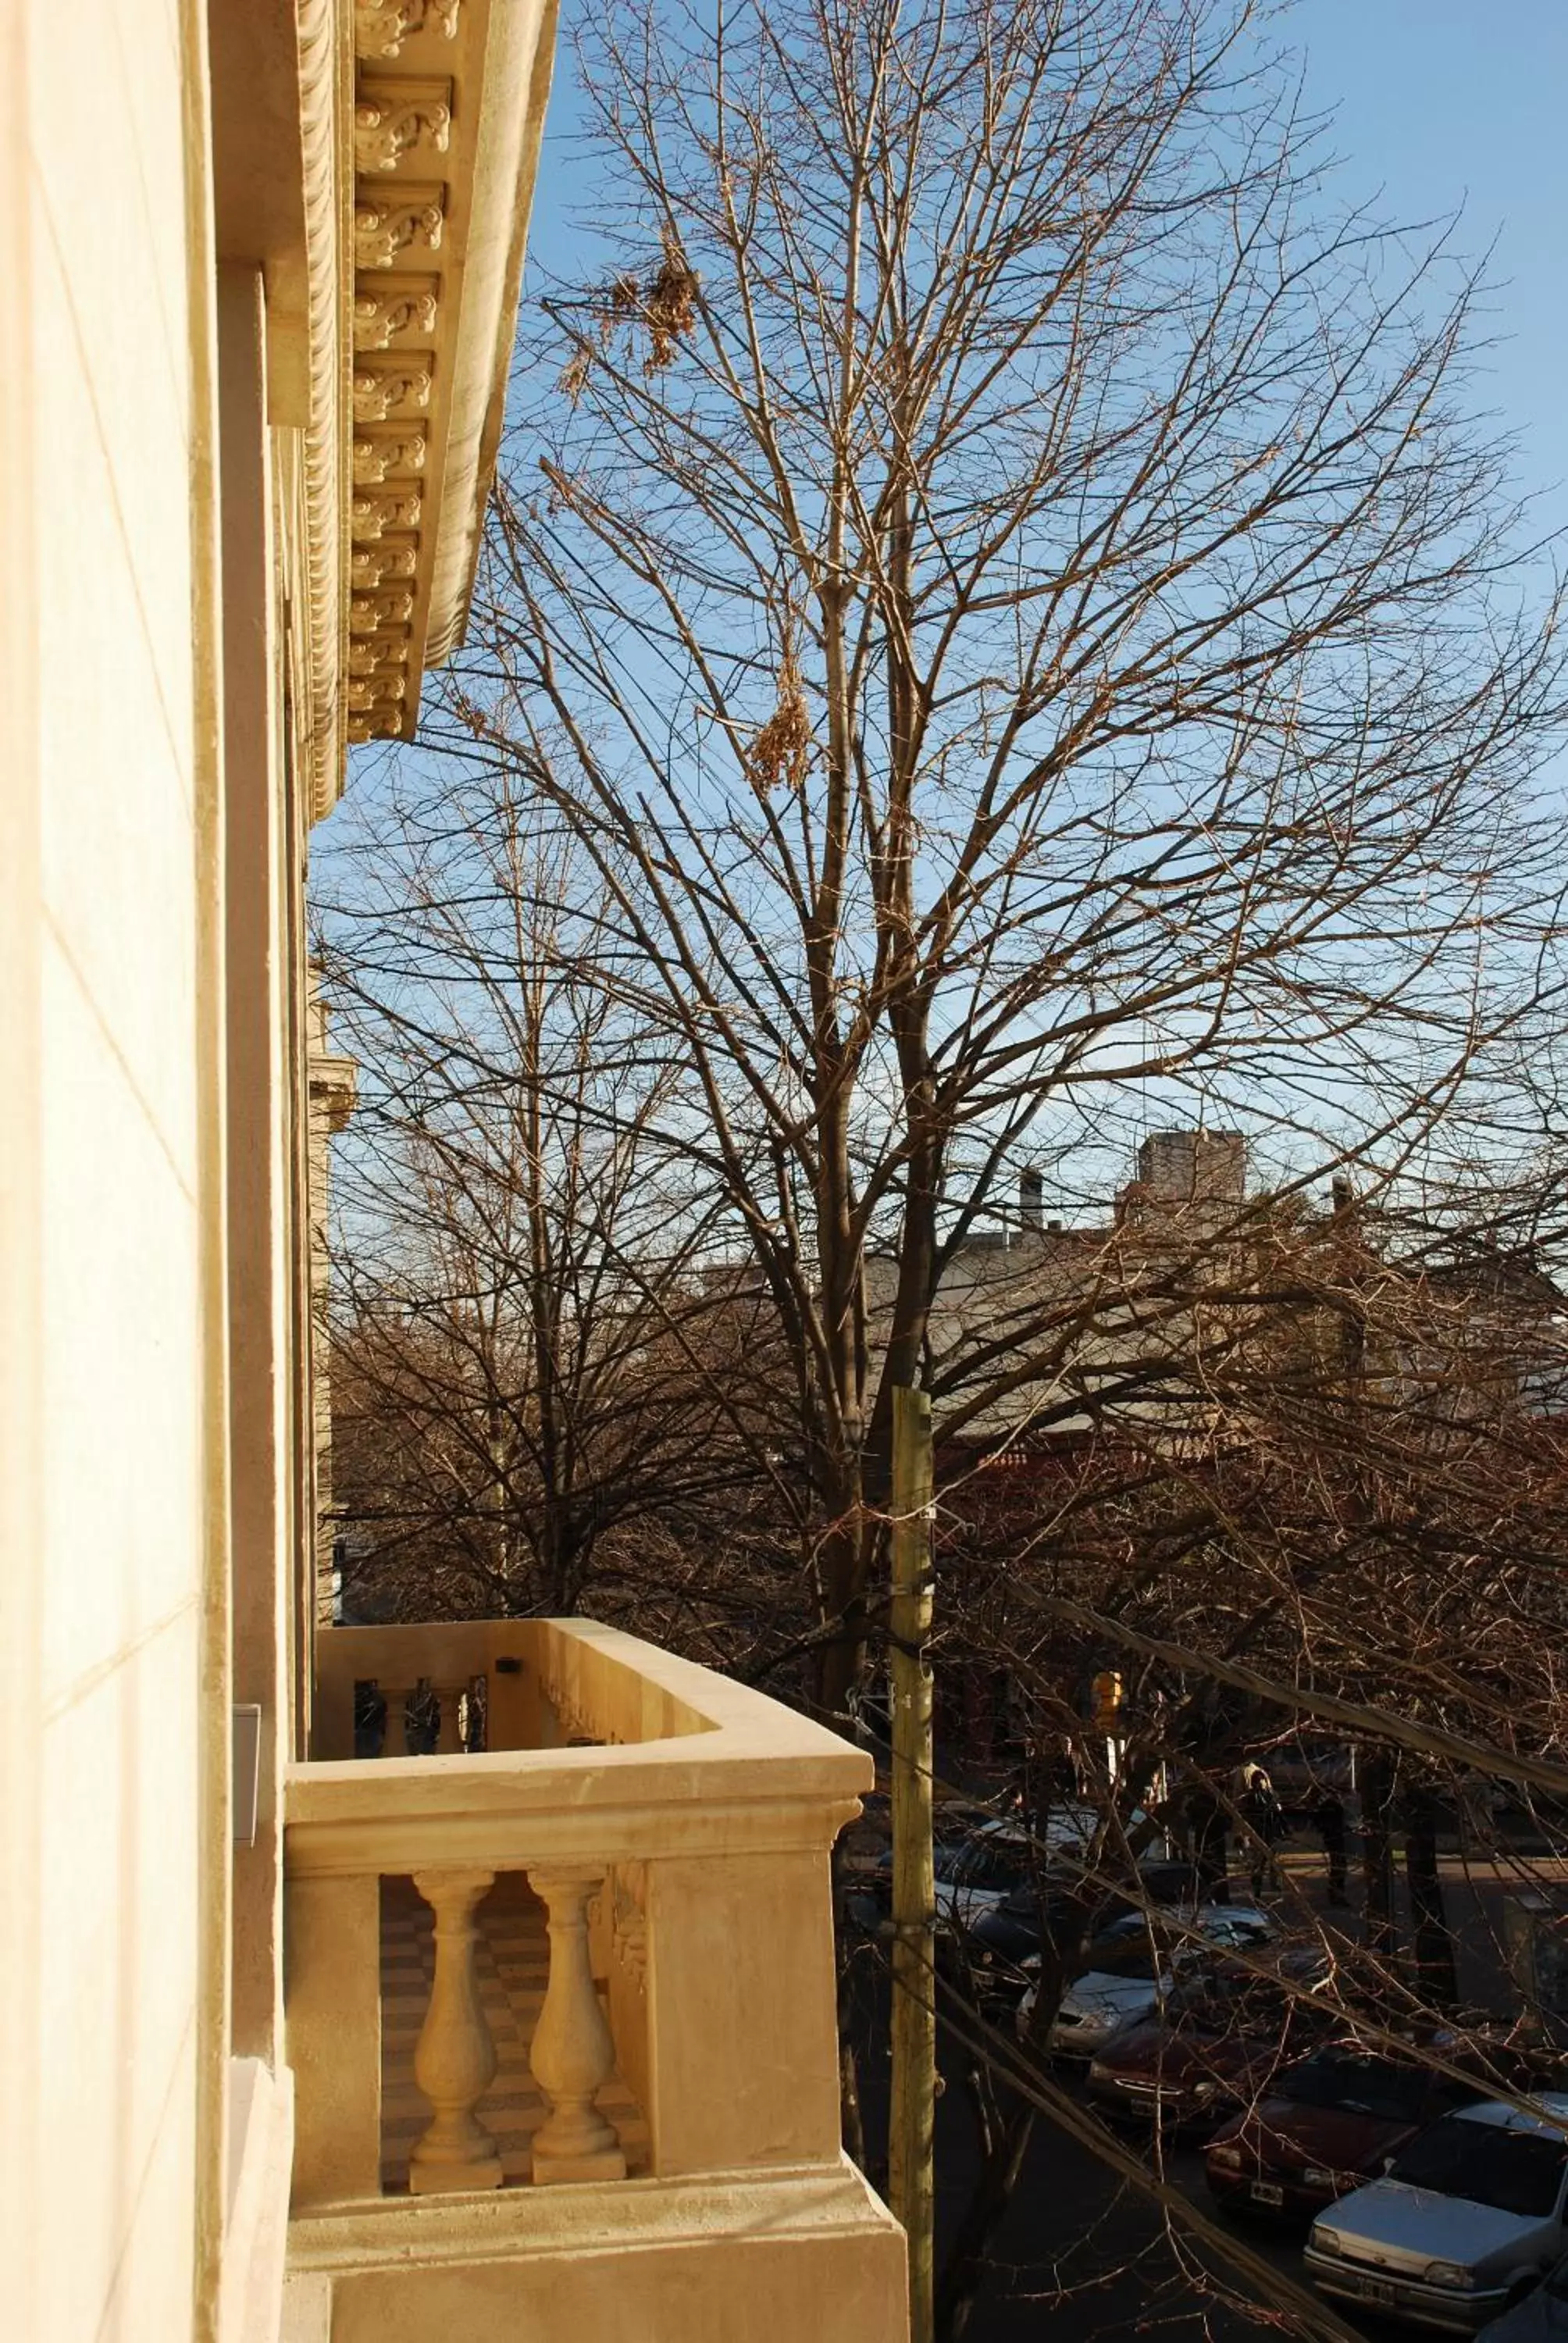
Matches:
[[0, 5, 213, 2334]]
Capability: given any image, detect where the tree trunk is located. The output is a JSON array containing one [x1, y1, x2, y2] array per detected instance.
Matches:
[[1360, 1748, 1399, 1960], [1404, 1788, 1459, 2009], [889, 1386, 935, 2343], [812, 1499, 872, 1727]]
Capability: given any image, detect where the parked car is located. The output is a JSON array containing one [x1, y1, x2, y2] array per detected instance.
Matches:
[[1206, 2042, 1487, 2220], [847, 1811, 1028, 1932], [934, 1813, 1166, 1933], [968, 1861, 1219, 2004], [1476, 2250, 1568, 2341], [966, 1881, 1084, 1999], [1086, 1946, 1342, 2126], [1021, 1904, 1276, 2060], [1305, 2097, 1568, 2334], [934, 1824, 1036, 1930]]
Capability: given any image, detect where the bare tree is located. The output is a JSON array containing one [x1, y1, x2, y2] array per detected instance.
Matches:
[[320, 779, 804, 1642], [433, 0, 1564, 1725], [316, 0, 1568, 2327]]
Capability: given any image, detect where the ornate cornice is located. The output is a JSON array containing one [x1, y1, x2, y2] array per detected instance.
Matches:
[[421, 0, 558, 668], [299, 0, 353, 823], [338, 0, 557, 747]]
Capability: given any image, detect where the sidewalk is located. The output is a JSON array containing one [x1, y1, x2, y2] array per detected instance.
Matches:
[[1249, 1839, 1568, 2017]]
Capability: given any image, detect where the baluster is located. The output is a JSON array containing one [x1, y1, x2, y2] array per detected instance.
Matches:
[[526, 1865, 627, 2183], [408, 1868, 504, 2193]]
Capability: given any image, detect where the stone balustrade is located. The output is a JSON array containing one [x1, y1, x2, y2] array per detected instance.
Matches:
[[284, 1619, 870, 2213]]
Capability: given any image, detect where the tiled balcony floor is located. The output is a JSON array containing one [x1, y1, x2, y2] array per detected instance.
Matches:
[[379, 1873, 650, 2191]]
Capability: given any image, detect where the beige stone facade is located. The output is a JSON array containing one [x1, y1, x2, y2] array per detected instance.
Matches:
[[0, 4, 902, 2339]]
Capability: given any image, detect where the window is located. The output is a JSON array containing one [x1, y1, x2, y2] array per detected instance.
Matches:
[[957, 1842, 1028, 1892], [1388, 2118, 1568, 2220], [1280, 2050, 1434, 2125]]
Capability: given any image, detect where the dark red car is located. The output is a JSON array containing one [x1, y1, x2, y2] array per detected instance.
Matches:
[[1086, 1951, 1343, 2131], [1205, 2042, 1488, 2220]]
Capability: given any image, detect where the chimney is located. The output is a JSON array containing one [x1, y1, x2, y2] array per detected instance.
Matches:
[[1135, 1129, 1245, 1205], [1020, 1167, 1045, 1231]]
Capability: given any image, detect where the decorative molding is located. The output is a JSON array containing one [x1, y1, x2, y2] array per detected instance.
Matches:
[[340, 0, 554, 746], [420, 0, 557, 666], [352, 276, 440, 351], [352, 358, 434, 420], [354, 184, 445, 270], [298, 0, 352, 822], [355, 0, 461, 60], [355, 79, 453, 173], [353, 428, 427, 483]]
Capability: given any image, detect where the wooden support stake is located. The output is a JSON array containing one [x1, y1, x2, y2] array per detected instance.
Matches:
[[889, 1383, 935, 2343]]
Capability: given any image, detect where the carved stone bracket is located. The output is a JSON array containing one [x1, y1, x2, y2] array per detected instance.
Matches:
[[353, 429, 427, 483], [355, 185, 446, 270], [346, 0, 490, 751], [347, 668, 409, 711], [347, 633, 412, 677], [355, 0, 461, 59], [355, 80, 453, 172], [351, 537, 419, 590], [352, 278, 440, 352], [351, 487, 422, 541], [350, 588, 416, 633], [353, 359, 434, 421]]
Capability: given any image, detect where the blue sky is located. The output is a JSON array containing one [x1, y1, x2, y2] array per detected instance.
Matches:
[[522, 0, 1568, 533], [1290, 0, 1567, 535]]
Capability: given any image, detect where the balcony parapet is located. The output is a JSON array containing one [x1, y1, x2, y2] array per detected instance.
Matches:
[[285, 1620, 869, 2218]]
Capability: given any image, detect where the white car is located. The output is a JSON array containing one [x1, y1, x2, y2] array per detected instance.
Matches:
[[931, 1812, 1143, 1931], [1306, 2097, 1568, 2334], [1017, 1903, 1277, 2056], [932, 1824, 1034, 1931], [882, 1808, 1156, 1937]]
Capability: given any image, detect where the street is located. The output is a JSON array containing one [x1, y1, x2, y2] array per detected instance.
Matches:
[[846, 1835, 1568, 2338]]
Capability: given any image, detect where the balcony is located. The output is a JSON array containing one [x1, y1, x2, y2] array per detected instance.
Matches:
[[280, 1617, 906, 2341]]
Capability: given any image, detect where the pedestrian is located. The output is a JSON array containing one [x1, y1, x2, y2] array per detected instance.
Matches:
[[1236, 1760, 1283, 1899], [1313, 1788, 1350, 1907]]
